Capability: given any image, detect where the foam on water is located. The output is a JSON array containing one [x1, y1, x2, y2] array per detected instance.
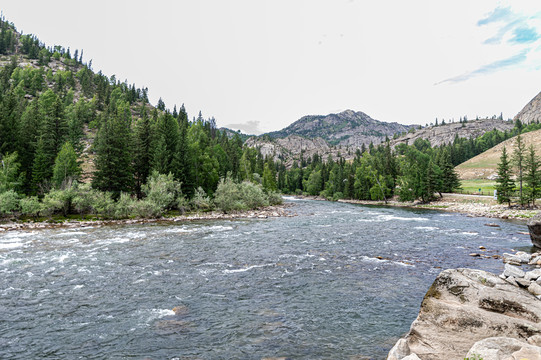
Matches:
[[0, 241, 24, 250], [223, 264, 271, 274], [55, 231, 87, 237], [414, 226, 438, 231]]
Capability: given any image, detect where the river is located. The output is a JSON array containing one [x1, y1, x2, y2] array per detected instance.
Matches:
[[0, 198, 532, 359]]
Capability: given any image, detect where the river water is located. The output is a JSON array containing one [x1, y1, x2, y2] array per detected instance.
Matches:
[[0, 198, 532, 359]]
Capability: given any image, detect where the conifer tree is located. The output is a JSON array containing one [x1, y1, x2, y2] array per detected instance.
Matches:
[[524, 145, 540, 207], [52, 142, 80, 187], [512, 135, 526, 206], [495, 146, 514, 206], [133, 109, 153, 197], [92, 100, 133, 198]]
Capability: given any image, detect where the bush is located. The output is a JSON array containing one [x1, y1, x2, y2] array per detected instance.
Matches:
[[239, 181, 268, 209], [113, 192, 137, 219], [41, 188, 75, 216], [134, 199, 163, 218], [141, 171, 181, 213], [73, 184, 115, 217], [191, 187, 213, 211], [214, 178, 246, 213], [267, 191, 283, 206], [177, 194, 189, 214], [19, 196, 42, 217], [0, 190, 19, 215]]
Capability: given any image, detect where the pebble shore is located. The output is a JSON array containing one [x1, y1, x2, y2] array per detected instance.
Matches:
[[0, 204, 295, 232]]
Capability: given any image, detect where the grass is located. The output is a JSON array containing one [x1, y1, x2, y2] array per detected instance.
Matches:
[[458, 179, 497, 194]]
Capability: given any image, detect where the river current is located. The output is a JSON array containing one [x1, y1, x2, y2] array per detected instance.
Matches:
[[0, 198, 532, 359]]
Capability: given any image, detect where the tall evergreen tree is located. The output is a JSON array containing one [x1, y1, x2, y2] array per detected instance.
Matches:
[[52, 141, 80, 187], [92, 100, 133, 198], [512, 135, 526, 206], [495, 146, 514, 206], [524, 145, 541, 207], [133, 109, 153, 197]]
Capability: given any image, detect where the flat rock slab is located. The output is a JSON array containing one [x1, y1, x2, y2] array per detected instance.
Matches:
[[387, 268, 541, 360]]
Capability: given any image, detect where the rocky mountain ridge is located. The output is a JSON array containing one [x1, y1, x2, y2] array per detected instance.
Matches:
[[514, 91, 541, 125], [389, 118, 515, 148], [267, 109, 415, 147]]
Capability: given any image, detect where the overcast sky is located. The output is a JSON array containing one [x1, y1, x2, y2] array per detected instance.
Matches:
[[2, 1, 541, 134]]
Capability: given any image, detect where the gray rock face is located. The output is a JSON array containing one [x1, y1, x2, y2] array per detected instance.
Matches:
[[466, 337, 541, 360], [387, 268, 541, 360], [514, 91, 541, 125], [503, 263, 526, 278], [529, 215, 541, 249], [389, 119, 514, 149]]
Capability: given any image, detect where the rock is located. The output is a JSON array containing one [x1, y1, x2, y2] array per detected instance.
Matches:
[[466, 337, 541, 360], [503, 263, 526, 278], [516, 277, 532, 288], [504, 252, 531, 264], [386, 268, 541, 360], [469, 253, 481, 257], [530, 334, 541, 346], [529, 214, 541, 249], [530, 282, 541, 296], [531, 256, 541, 265], [526, 269, 541, 281], [387, 338, 410, 360], [485, 223, 500, 227], [479, 246, 486, 250], [401, 355, 421, 360]]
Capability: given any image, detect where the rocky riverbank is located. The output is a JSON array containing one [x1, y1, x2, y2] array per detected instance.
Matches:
[[387, 251, 541, 360], [339, 194, 540, 220], [0, 204, 295, 231]]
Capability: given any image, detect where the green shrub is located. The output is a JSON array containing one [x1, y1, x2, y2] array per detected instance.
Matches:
[[134, 199, 163, 218], [41, 188, 75, 216], [239, 181, 268, 209], [267, 191, 283, 205], [141, 171, 181, 213], [112, 192, 137, 219], [19, 196, 42, 217], [177, 194, 189, 214], [0, 190, 19, 215], [214, 178, 246, 213], [191, 187, 213, 211]]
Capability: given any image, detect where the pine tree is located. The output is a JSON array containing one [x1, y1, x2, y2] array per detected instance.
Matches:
[[92, 100, 133, 198], [495, 146, 514, 206], [524, 145, 540, 207], [512, 135, 526, 206], [133, 109, 153, 197], [52, 142, 80, 187]]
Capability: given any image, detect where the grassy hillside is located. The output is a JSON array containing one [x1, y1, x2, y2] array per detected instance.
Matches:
[[456, 129, 541, 180]]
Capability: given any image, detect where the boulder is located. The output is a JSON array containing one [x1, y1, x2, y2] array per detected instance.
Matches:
[[526, 269, 541, 282], [465, 337, 541, 360], [530, 282, 541, 296], [503, 252, 531, 264], [386, 268, 541, 360], [529, 214, 541, 249], [503, 263, 526, 278]]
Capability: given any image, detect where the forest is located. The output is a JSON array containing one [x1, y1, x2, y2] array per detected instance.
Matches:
[[0, 16, 540, 220]]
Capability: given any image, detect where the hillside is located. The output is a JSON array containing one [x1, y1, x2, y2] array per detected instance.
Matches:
[[389, 119, 514, 148], [456, 129, 541, 180], [267, 109, 415, 148], [514, 91, 541, 125], [245, 135, 353, 166]]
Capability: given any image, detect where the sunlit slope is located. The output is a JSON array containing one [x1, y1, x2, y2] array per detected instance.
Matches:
[[456, 129, 541, 180]]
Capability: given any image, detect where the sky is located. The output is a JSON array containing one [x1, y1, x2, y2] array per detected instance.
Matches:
[[2, 1, 541, 134]]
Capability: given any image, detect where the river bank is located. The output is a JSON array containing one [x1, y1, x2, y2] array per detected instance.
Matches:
[[0, 204, 295, 231], [338, 193, 540, 220]]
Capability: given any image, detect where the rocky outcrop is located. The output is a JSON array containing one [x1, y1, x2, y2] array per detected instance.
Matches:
[[389, 119, 514, 149], [244, 135, 352, 166], [387, 268, 541, 360], [514, 91, 541, 125], [266, 109, 415, 148], [465, 337, 541, 359], [529, 214, 541, 249]]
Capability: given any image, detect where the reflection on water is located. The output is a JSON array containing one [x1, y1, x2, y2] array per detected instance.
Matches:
[[0, 199, 530, 359]]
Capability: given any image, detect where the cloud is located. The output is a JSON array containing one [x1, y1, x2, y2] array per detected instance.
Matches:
[[222, 120, 262, 135], [436, 50, 528, 85], [477, 6, 513, 26], [511, 26, 540, 44]]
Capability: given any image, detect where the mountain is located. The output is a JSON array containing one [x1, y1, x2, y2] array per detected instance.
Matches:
[[456, 129, 541, 180], [389, 119, 515, 148], [514, 91, 541, 125], [267, 109, 415, 147]]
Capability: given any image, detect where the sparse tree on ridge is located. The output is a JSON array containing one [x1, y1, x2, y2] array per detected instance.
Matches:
[[524, 145, 541, 207], [512, 134, 526, 206]]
